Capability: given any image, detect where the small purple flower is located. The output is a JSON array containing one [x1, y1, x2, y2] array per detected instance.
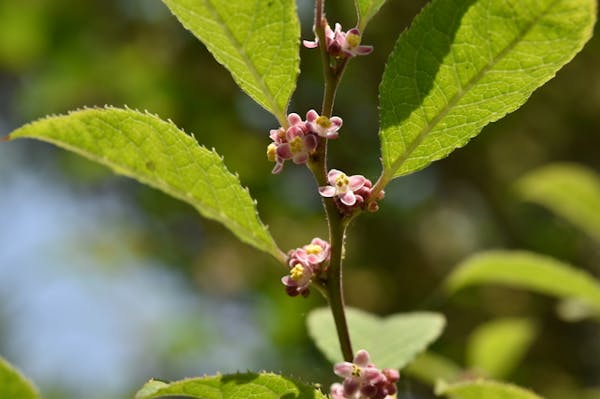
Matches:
[[302, 23, 336, 50], [281, 260, 313, 297], [306, 109, 343, 139], [337, 28, 374, 57], [282, 238, 331, 298], [319, 169, 367, 206], [331, 350, 400, 399], [276, 125, 318, 165], [267, 112, 316, 174], [304, 23, 373, 59]]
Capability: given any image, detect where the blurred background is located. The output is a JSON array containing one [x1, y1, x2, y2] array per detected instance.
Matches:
[[0, 0, 599, 398]]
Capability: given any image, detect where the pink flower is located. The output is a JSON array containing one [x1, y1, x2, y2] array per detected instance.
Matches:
[[319, 169, 367, 206], [304, 23, 373, 59], [306, 109, 343, 139], [337, 28, 373, 57], [302, 23, 336, 50], [331, 350, 399, 399], [275, 125, 318, 165], [282, 238, 331, 297], [267, 112, 316, 174], [281, 260, 313, 297]]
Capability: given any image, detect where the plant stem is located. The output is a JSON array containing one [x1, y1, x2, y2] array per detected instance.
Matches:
[[308, 0, 354, 362]]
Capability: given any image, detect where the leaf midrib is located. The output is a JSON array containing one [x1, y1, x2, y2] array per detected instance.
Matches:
[[386, 0, 561, 178]]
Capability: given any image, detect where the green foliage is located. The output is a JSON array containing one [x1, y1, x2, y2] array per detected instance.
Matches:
[[436, 379, 544, 399], [404, 352, 463, 385], [379, 0, 596, 180], [160, 0, 300, 124], [466, 318, 537, 379], [7, 107, 284, 261], [515, 163, 600, 242], [0, 356, 40, 399], [134, 372, 327, 399], [307, 307, 445, 369], [446, 251, 600, 314], [354, 0, 387, 31]]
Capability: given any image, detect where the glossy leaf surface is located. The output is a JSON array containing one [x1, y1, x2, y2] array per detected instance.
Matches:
[[354, 0, 387, 31], [446, 251, 600, 313], [307, 307, 445, 369], [161, 0, 300, 124], [516, 163, 600, 242], [135, 372, 327, 399], [467, 318, 537, 379], [436, 379, 544, 399], [7, 108, 284, 261], [380, 0, 596, 180]]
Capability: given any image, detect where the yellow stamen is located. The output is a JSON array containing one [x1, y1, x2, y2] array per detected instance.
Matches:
[[290, 264, 305, 281], [346, 33, 361, 48], [335, 173, 349, 188], [289, 136, 303, 153], [316, 115, 332, 128], [305, 244, 322, 255]]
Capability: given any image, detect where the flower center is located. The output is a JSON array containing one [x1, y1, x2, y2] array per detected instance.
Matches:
[[335, 173, 350, 190], [290, 264, 305, 281], [346, 32, 361, 48], [289, 136, 303, 153], [316, 115, 332, 128], [305, 244, 322, 255], [351, 364, 362, 377]]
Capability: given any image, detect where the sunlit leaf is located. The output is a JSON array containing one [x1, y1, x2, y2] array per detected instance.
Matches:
[[134, 372, 327, 399], [404, 352, 463, 385], [160, 0, 300, 124], [0, 357, 40, 399], [7, 107, 284, 261], [515, 163, 600, 242], [307, 307, 445, 369], [436, 379, 544, 399], [467, 318, 537, 379], [354, 0, 387, 31], [446, 251, 600, 313], [379, 0, 596, 180]]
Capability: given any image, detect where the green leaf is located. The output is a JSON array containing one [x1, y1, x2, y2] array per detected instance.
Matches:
[[404, 352, 463, 385], [435, 379, 544, 399], [515, 163, 600, 242], [446, 251, 600, 313], [354, 0, 387, 31], [0, 356, 40, 399], [379, 0, 596, 180], [7, 107, 284, 261], [307, 307, 445, 369], [134, 372, 327, 399], [160, 0, 300, 124], [466, 318, 537, 379]]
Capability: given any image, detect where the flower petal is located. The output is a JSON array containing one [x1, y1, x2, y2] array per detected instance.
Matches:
[[340, 191, 357, 206], [327, 169, 343, 184], [319, 186, 336, 198], [353, 349, 371, 367], [349, 175, 367, 190]]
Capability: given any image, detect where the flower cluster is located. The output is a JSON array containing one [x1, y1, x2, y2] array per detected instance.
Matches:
[[319, 169, 385, 214], [331, 350, 400, 399], [281, 238, 331, 297], [267, 110, 342, 174], [304, 23, 373, 58]]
